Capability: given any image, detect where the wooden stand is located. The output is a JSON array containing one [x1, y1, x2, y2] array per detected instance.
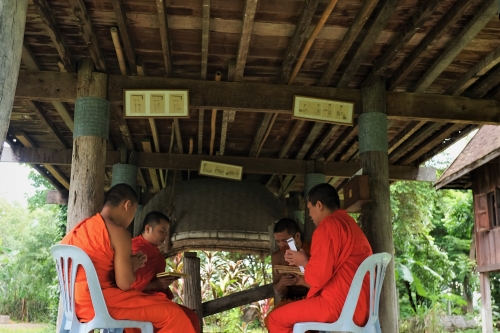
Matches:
[[0, 0, 28, 159], [359, 78, 399, 333], [184, 252, 203, 332]]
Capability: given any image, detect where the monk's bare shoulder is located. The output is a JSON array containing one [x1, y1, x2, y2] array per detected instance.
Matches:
[[271, 249, 287, 266]]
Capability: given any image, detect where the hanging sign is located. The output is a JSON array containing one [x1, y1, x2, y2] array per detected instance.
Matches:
[[292, 95, 354, 125], [199, 160, 243, 181], [124, 90, 189, 118]]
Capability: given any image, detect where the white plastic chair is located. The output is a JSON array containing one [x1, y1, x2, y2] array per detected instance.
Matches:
[[293, 252, 392, 333], [51, 244, 154, 333]]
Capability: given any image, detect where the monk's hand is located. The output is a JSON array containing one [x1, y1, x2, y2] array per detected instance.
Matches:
[[157, 276, 177, 289], [277, 274, 297, 289], [131, 251, 147, 271], [284, 248, 308, 267]]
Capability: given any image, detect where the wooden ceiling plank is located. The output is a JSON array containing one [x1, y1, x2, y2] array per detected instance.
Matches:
[[389, 122, 443, 163], [201, 0, 210, 80], [110, 0, 138, 75], [248, 113, 275, 157], [173, 118, 184, 154], [412, 0, 497, 93], [198, 109, 204, 154], [2, 147, 437, 182], [220, 110, 229, 156], [295, 122, 324, 160], [387, 0, 471, 91], [142, 139, 161, 192], [276, 0, 321, 84], [25, 100, 70, 149], [234, 0, 259, 81], [307, 124, 340, 160], [325, 123, 358, 161], [67, 0, 107, 72], [111, 104, 134, 150], [317, 0, 379, 87], [156, 0, 173, 77], [52, 102, 74, 132], [363, 0, 441, 86], [466, 65, 500, 99], [399, 123, 461, 165], [14, 132, 69, 189], [335, 0, 400, 88], [388, 121, 426, 154], [446, 43, 500, 96], [32, 0, 75, 71]]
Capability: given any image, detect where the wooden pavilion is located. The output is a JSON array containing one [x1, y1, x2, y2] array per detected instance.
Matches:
[[1, 0, 500, 331]]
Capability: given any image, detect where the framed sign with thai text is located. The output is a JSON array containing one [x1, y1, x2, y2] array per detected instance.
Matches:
[[199, 160, 243, 181], [124, 90, 189, 118], [292, 95, 354, 125]]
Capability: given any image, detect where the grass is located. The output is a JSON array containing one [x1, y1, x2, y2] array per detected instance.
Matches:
[[0, 324, 53, 333]]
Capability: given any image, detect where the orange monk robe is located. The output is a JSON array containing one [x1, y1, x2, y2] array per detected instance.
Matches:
[[131, 235, 201, 333], [264, 241, 311, 330], [60, 214, 195, 333], [267, 210, 373, 333]]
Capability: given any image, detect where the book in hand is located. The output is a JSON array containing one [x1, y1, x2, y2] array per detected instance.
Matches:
[[274, 265, 304, 276], [156, 271, 189, 280]]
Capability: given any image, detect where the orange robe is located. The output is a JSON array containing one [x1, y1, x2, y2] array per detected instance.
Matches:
[[267, 210, 373, 333], [131, 235, 201, 333], [60, 214, 195, 333]]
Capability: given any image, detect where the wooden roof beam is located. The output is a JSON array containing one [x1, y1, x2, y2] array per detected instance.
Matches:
[[335, 0, 400, 88], [276, 0, 321, 84], [389, 122, 443, 163], [295, 122, 324, 160], [466, 62, 500, 99], [173, 119, 184, 154], [307, 124, 340, 160], [201, 0, 210, 80], [387, 0, 471, 91], [25, 100, 70, 149], [14, 132, 69, 189], [388, 121, 426, 154], [156, 0, 173, 77], [317, 0, 379, 86], [1, 147, 437, 182], [446, 43, 500, 96], [17, 71, 500, 125], [68, 0, 107, 72], [32, 0, 75, 71], [234, 0, 259, 81], [324, 123, 358, 161], [412, 0, 497, 93], [111, 0, 138, 75], [142, 139, 161, 193], [198, 109, 204, 154], [362, 0, 441, 86], [248, 113, 276, 157]]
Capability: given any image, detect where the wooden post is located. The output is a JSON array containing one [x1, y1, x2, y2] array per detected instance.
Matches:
[[269, 224, 281, 303], [480, 272, 494, 333], [359, 77, 398, 333], [303, 161, 325, 241], [67, 58, 109, 231], [184, 252, 203, 332], [0, 0, 28, 159]]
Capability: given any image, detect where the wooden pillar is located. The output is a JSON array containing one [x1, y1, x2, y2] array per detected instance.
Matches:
[[0, 0, 28, 159], [359, 77, 398, 333], [184, 252, 203, 332], [480, 272, 493, 333], [67, 59, 109, 231], [303, 162, 325, 241]]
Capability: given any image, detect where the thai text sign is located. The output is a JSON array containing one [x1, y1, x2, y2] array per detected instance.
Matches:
[[292, 95, 354, 125]]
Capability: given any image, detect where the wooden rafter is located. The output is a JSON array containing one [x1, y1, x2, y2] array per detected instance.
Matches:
[[387, 121, 426, 154], [248, 113, 275, 157], [156, 0, 173, 77], [466, 63, 500, 99], [142, 139, 161, 192], [307, 124, 340, 160], [25, 100, 70, 149], [295, 122, 324, 160], [317, 0, 379, 86], [32, 0, 75, 71], [17, 71, 500, 125], [325, 123, 358, 161], [219, 111, 229, 156], [15, 132, 69, 189], [335, 0, 400, 88], [111, 105, 134, 150], [173, 119, 184, 154], [68, 0, 107, 72], [276, 0, 321, 84], [389, 122, 443, 163], [446, 43, 500, 96], [362, 0, 441, 86], [198, 109, 204, 154], [412, 0, 496, 93], [1, 147, 437, 182], [387, 0, 471, 91], [110, 0, 138, 75], [201, 0, 210, 80], [234, 0, 259, 81]]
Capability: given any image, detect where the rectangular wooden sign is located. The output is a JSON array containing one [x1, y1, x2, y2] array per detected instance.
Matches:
[[199, 160, 243, 181], [124, 90, 189, 118], [292, 95, 354, 125]]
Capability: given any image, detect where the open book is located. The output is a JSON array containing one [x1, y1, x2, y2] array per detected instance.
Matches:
[[156, 272, 189, 279], [274, 265, 304, 276]]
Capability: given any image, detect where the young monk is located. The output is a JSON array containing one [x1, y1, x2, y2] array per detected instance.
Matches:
[[60, 184, 195, 333], [131, 211, 201, 333], [264, 218, 311, 330], [267, 183, 373, 333]]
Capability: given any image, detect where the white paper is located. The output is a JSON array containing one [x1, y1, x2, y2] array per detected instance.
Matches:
[[286, 237, 305, 273]]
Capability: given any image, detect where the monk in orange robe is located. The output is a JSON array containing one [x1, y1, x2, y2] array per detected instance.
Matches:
[[267, 183, 373, 333], [264, 218, 311, 330], [60, 184, 195, 333], [131, 211, 201, 333]]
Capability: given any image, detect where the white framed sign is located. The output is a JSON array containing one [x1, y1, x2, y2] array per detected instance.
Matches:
[[124, 90, 189, 118], [199, 160, 243, 181], [292, 95, 354, 125]]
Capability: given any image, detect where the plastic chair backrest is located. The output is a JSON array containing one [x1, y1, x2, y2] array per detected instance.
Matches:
[[293, 252, 392, 333]]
